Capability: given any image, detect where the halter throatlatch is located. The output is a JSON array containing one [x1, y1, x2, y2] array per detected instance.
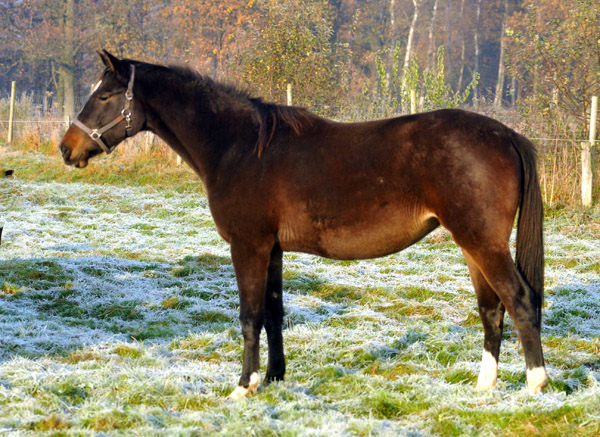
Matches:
[[72, 65, 136, 154]]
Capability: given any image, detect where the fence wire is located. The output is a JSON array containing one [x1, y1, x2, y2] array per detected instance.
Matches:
[[1, 92, 597, 206]]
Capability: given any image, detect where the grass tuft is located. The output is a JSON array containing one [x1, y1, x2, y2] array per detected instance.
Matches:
[[114, 344, 143, 359]]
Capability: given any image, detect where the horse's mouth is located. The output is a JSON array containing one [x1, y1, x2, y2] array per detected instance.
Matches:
[[62, 153, 89, 168], [75, 158, 89, 168], [60, 143, 90, 168]]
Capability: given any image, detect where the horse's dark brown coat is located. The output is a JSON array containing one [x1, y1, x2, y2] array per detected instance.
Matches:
[[59, 51, 546, 394]]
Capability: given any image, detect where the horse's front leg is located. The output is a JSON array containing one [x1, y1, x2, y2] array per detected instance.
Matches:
[[264, 242, 285, 383], [226, 238, 272, 401]]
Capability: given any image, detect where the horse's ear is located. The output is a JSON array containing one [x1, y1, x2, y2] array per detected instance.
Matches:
[[97, 49, 129, 81]]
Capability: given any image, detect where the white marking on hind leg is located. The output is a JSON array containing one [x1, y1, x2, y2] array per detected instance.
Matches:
[[475, 350, 498, 391], [526, 367, 548, 395], [226, 372, 260, 401]]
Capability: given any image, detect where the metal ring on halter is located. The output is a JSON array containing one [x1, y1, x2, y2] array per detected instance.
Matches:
[[90, 130, 102, 140], [122, 109, 132, 130]]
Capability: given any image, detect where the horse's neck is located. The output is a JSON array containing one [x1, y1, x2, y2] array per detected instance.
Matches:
[[140, 76, 256, 183]]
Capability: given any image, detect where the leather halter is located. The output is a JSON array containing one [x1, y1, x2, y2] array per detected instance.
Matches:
[[72, 65, 136, 154]]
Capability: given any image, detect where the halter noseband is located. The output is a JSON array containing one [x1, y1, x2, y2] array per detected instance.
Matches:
[[72, 65, 136, 155]]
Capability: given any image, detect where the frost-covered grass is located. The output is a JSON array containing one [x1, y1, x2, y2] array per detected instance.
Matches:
[[1, 156, 599, 435]]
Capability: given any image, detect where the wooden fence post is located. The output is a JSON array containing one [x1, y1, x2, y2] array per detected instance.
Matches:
[[286, 83, 293, 106], [581, 95, 597, 207], [7, 81, 16, 143], [144, 131, 153, 154]]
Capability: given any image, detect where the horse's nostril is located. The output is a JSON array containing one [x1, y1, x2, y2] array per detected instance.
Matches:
[[60, 143, 71, 160]]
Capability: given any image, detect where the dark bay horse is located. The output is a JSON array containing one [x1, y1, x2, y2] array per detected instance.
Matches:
[[60, 50, 547, 399]]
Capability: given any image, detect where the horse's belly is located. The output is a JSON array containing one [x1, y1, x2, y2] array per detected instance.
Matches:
[[278, 213, 439, 260]]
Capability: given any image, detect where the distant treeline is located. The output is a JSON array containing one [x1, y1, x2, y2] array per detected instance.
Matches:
[[0, 0, 598, 121]]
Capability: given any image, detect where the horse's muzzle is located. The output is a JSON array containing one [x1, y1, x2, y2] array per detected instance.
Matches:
[[59, 142, 89, 168], [59, 142, 72, 161]]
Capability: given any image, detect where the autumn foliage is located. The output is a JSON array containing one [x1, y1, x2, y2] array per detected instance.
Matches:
[[0, 0, 598, 123]]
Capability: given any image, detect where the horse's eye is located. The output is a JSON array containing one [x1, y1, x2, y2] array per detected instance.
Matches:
[[98, 95, 110, 102]]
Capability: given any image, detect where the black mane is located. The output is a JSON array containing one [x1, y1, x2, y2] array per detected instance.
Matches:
[[134, 62, 314, 157]]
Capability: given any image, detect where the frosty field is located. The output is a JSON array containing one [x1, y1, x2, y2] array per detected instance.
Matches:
[[1, 166, 599, 435]]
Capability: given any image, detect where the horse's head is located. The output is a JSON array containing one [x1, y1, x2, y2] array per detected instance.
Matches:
[[59, 50, 145, 168]]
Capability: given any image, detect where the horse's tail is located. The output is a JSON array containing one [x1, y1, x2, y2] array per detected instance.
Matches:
[[511, 132, 544, 329]]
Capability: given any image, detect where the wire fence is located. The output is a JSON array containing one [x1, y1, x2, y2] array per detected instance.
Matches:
[[0, 91, 89, 119], [1, 91, 598, 206]]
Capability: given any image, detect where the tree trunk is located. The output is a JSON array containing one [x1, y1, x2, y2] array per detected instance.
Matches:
[[389, 0, 396, 47], [457, 0, 466, 91], [401, 0, 420, 94], [494, 0, 509, 108], [347, 3, 361, 85], [426, 0, 439, 72], [386, 0, 396, 90], [60, 0, 75, 121], [473, 0, 482, 102], [511, 75, 517, 106], [445, 0, 452, 76]]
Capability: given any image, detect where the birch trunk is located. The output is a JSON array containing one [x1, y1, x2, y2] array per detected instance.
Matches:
[[494, 0, 509, 108], [426, 0, 439, 72], [60, 0, 76, 121], [387, 0, 396, 90], [473, 0, 482, 102], [401, 0, 420, 94], [445, 0, 452, 75], [457, 0, 466, 91]]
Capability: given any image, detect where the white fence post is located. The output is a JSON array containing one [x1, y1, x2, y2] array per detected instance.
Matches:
[[7, 81, 16, 143], [581, 96, 597, 207], [286, 83, 293, 106]]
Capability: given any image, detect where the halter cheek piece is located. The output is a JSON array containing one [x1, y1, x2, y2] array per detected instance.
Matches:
[[72, 65, 136, 155]]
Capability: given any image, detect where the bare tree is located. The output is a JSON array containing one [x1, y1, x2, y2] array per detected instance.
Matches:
[[401, 0, 420, 93], [457, 0, 466, 91], [60, 0, 75, 120], [494, 0, 509, 108], [473, 0, 482, 101], [426, 0, 440, 72], [445, 0, 453, 76]]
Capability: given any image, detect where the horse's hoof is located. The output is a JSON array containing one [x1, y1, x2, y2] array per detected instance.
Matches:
[[526, 367, 548, 394], [226, 372, 260, 401], [475, 380, 497, 392]]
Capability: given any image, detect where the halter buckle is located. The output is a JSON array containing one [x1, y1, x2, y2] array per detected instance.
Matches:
[[122, 109, 132, 129]]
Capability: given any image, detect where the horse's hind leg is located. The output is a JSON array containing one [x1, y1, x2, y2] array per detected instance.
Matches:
[[463, 251, 505, 391], [264, 243, 286, 383], [463, 247, 547, 394]]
